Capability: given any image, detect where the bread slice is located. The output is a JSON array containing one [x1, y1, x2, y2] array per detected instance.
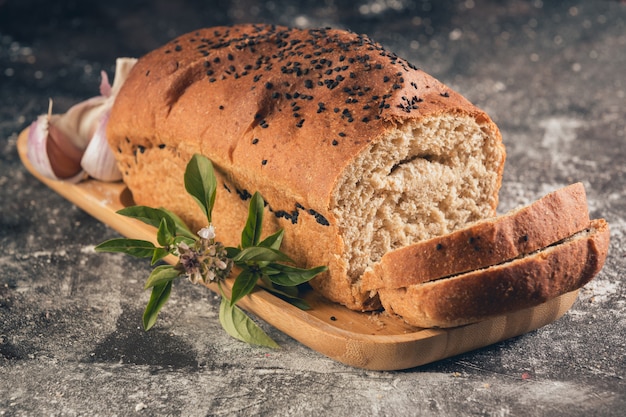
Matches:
[[377, 218, 610, 328], [107, 25, 505, 311], [361, 183, 590, 292]]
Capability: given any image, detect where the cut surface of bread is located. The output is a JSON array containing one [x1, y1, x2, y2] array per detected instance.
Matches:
[[107, 24, 505, 311], [361, 182, 590, 291], [377, 218, 610, 328]]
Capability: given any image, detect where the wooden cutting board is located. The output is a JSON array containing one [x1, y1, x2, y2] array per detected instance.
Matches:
[[17, 128, 579, 370]]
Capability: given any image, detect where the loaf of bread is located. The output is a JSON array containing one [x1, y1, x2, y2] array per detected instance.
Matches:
[[378, 218, 610, 328], [361, 182, 591, 291], [107, 24, 506, 311]]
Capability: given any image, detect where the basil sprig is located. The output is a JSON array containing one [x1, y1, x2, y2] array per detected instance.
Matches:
[[95, 154, 327, 348]]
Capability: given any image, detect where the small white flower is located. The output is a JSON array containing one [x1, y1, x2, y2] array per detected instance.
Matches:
[[198, 225, 216, 240]]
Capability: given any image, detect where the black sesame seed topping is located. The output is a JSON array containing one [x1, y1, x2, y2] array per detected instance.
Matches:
[[252, 138, 259, 144], [332, 139, 339, 146], [436, 243, 443, 250], [262, 159, 268, 165]]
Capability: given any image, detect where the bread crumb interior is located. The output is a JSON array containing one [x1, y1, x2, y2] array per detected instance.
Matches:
[[333, 114, 503, 280]]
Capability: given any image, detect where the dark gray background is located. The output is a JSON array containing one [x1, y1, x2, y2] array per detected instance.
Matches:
[[1, 1, 625, 415]]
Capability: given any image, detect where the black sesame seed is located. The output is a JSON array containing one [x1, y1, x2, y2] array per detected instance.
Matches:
[[332, 140, 339, 146], [441, 91, 450, 97], [338, 132, 346, 137], [436, 243, 443, 250], [219, 105, 224, 110], [174, 45, 182, 52], [227, 53, 234, 60], [262, 159, 268, 165], [158, 144, 166, 149], [304, 79, 313, 88], [252, 138, 259, 144]]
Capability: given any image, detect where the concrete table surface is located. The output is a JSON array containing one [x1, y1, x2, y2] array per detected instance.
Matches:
[[1, 1, 624, 416]]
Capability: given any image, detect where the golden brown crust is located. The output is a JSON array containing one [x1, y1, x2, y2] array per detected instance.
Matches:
[[106, 24, 505, 311], [378, 218, 610, 328], [361, 183, 591, 291]]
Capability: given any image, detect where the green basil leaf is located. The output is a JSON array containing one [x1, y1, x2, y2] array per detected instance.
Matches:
[[159, 207, 197, 240], [144, 264, 180, 289], [232, 246, 294, 264], [258, 229, 284, 250], [263, 264, 328, 287], [151, 247, 170, 265], [173, 235, 196, 247], [117, 206, 176, 235], [258, 282, 311, 310], [94, 238, 157, 258], [230, 269, 259, 306], [143, 281, 173, 331], [241, 191, 265, 248], [156, 217, 175, 247], [219, 297, 279, 348], [184, 154, 217, 224], [225, 246, 241, 259]]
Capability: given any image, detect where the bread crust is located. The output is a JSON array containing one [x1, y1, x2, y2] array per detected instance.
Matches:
[[378, 218, 610, 328], [361, 183, 591, 291], [107, 24, 505, 311]]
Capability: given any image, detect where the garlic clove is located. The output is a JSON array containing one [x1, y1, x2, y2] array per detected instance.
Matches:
[[80, 111, 123, 182], [27, 56, 138, 183], [26, 114, 86, 183], [51, 95, 110, 149]]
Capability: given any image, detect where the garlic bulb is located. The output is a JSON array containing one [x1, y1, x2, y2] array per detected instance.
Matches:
[[27, 57, 137, 182]]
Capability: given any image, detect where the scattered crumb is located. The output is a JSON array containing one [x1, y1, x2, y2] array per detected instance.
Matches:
[[368, 312, 386, 329]]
